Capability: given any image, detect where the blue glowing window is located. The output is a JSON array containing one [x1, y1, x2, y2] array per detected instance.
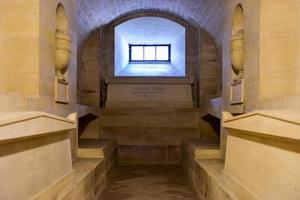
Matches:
[[129, 44, 171, 63]]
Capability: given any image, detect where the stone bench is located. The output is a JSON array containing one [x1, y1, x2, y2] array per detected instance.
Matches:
[[78, 139, 117, 176], [182, 141, 257, 200]]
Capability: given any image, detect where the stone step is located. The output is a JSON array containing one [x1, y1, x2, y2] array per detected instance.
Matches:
[[182, 142, 257, 200], [195, 159, 258, 200], [77, 139, 117, 178], [118, 145, 181, 166], [36, 158, 107, 200], [100, 108, 200, 166], [184, 140, 221, 160], [101, 127, 199, 146], [77, 139, 116, 159], [70, 158, 106, 200], [100, 108, 199, 128]]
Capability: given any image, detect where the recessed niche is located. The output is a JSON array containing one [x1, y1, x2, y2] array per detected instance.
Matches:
[[114, 17, 186, 77], [55, 4, 71, 103], [230, 5, 244, 104]]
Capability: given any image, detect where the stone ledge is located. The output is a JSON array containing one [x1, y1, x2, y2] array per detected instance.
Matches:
[[195, 159, 261, 200], [182, 141, 260, 200], [223, 110, 300, 200], [0, 111, 76, 143], [70, 158, 106, 200], [184, 140, 221, 160], [223, 110, 300, 141], [77, 139, 116, 159]]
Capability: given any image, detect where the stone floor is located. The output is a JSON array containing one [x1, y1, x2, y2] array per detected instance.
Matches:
[[100, 166, 199, 200]]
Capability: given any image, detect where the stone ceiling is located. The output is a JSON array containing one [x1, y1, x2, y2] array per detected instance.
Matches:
[[77, 0, 224, 50]]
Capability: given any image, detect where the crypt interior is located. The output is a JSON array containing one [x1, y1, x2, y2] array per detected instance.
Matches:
[[0, 0, 300, 199]]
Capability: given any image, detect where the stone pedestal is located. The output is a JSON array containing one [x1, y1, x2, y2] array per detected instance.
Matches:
[[223, 110, 300, 200], [55, 77, 69, 103], [0, 112, 76, 200]]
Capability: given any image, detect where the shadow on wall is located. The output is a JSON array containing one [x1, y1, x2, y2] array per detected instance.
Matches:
[[78, 113, 98, 138], [201, 114, 220, 138]]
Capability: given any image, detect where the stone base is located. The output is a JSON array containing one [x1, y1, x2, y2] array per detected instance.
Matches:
[[182, 141, 258, 200], [0, 112, 76, 200], [70, 158, 106, 200], [22, 139, 116, 200], [183, 140, 221, 160], [77, 139, 118, 177], [36, 155, 117, 200], [101, 108, 199, 165], [118, 145, 181, 166]]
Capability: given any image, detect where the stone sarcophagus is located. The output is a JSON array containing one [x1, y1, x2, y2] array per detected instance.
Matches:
[[0, 112, 76, 200], [223, 110, 300, 200], [106, 83, 193, 108]]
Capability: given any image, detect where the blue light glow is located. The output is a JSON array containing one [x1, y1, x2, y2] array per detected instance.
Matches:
[[114, 17, 186, 77]]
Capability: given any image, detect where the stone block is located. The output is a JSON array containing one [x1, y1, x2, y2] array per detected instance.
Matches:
[[106, 84, 193, 108], [223, 110, 300, 200], [0, 112, 76, 200]]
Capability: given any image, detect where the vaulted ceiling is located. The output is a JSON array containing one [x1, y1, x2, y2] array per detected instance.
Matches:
[[77, 0, 224, 50]]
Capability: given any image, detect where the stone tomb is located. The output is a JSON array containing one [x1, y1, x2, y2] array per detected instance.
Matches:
[[106, 84, 193, 108], [223, 110, 300, 200], [0, 112, 76, 200]]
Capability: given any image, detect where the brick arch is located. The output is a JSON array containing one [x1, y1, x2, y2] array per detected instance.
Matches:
[[77, 0, 224, 53]]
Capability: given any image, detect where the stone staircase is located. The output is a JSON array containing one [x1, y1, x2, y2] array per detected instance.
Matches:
[[100, 108, 200, 165]]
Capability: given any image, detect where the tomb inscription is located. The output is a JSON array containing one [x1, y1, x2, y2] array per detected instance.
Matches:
[[106, 84, 193, 108], [131, 86, 166, 100]]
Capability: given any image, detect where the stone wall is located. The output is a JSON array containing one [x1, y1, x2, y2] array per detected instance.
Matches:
[[0, 0, 39, 96], [223, 0, 300, 112], [0, 0, 77, 117], [222, 0, 260, 114], [221, 0, 300, 158], [199, 33, 221, 141], [78, 30, 100, 107], [258, 0, 300, 111]]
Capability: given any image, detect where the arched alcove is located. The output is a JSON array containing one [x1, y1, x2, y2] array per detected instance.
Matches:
[[230, 4, 245, 104], [78, 11, 221, 109], [78, 30, 101, 107], [55, 4, 71, 103], [102, 11, 198, 82], [231, 4, 244, 79], [114, 17, 186, 77]]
